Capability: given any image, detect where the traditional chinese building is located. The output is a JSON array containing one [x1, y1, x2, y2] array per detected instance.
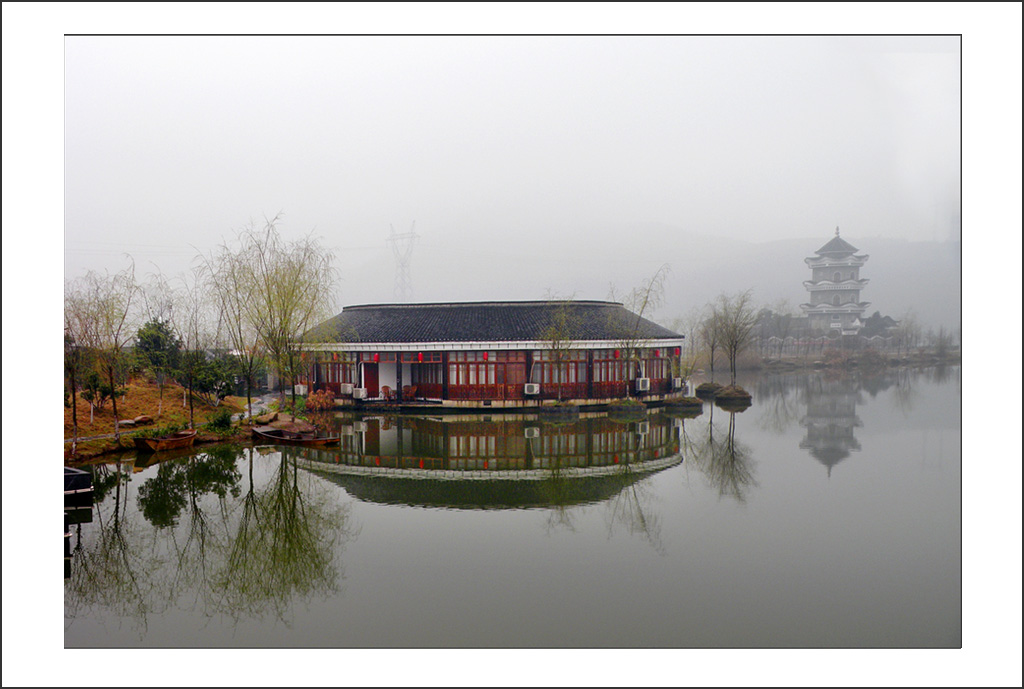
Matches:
[[800, 228, 870, 336], [298, 300, 687, 408]]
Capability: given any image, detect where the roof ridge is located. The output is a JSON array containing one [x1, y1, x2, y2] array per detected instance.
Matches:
[[345, 300, 624, 310]]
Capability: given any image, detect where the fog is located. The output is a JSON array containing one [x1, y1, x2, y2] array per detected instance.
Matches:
[[60, 33, 964, 326], [4, 5, 1023, 688]]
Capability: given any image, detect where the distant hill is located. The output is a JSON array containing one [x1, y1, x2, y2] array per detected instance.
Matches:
[[661, 234, 961, 331], [558, 224, 962, 332], [334, 221, 962, 333]]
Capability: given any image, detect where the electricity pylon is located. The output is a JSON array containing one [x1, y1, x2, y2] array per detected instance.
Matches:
[[387, 221, 418, 302]]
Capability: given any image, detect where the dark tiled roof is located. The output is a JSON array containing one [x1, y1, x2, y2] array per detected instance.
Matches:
[[815, 235, 859, 255], [306, 300, 683, 343]]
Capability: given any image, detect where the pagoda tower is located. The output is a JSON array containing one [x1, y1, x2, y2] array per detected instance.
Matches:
[[800, 227, 870, 336]]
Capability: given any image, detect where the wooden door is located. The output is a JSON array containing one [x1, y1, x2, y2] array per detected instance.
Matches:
[[363, 364, 379, 398]]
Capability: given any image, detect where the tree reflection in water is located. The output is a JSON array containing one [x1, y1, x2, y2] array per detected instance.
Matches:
[[690, 403, 757, 503], [755, 373, 805, 434], [64, 446, 356, 635], [539, 459, 579, 534], [212, 449, 356, 624], [892, 367, 918, 415], [148, 445, 242, 615], [534, 421, 666, 554], [65, 460, 160, 635], [602, 432, 666, 555]]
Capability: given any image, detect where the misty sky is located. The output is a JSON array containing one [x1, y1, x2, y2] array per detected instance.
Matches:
[[61, 34, 963, 314]]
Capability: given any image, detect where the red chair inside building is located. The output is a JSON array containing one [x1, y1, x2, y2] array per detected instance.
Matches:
[[381, 385, 395, 401]]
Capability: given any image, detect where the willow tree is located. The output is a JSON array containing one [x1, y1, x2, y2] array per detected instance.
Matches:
[[241, 217, 337, 412], [205, 239, 266, 422]]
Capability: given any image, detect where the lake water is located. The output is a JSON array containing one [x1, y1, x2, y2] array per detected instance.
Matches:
[[64, 366, 961, 648]]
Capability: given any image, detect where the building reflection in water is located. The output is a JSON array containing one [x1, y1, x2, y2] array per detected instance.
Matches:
[[286, 412, 683, 511], [799, 375, 863, 477], [66, 413, 687, 633]]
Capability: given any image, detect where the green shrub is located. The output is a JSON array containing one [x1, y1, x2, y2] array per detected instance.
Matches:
[[135, 423, 185, 439], [205, 408, 234, 432]]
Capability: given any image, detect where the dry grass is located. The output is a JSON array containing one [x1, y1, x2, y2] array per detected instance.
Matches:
[[716, 384, 752, 400], [64, 377, 246, 440]]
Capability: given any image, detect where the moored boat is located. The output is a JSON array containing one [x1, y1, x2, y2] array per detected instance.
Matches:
[[64, 466, 93, 508], [133, 429, 198, 453], [252, 426, 340, 447]]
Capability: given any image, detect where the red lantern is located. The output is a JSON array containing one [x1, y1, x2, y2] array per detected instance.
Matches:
[[654, 349, 660, 357], [373, 353, 379, 363], [418, 352, 423, 362], [483, 351, 489, 361], [332, 352, 338, 361], [614, 350, 620, 359], [419, 459, 424, 469], [613, 454, 619, 464], [484, 460, 489, 469], [674, 347, 681, 356]]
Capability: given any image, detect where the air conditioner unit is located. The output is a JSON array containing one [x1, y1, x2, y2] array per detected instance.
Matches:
[[635, 377, 651, 392], [524, 427, 540, 439], [672, 417, 683, 429], [524, 383, 540, 395], [340, 424, 355, 436], [672, 377, 683, 389], [352, 387, 368, 399], [352, 421, 368, 433], [635, 421, 650, 435], [293, 384, 308, 396], [339, 383, 354, 395]]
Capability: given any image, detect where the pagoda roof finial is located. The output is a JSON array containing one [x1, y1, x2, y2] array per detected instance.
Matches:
[[835, 225, 840, 237]]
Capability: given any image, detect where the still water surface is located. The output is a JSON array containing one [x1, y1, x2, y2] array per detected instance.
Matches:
[[64, 366, 961, 648]]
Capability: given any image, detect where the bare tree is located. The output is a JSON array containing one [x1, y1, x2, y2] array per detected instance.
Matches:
[[540, 291, 581, 402], [64, 284, 97, 454], [895, 309, 921, 359], [78, 261, 140, 441], [608, 263, 671, 395], [715, 290, 759, 386], [934, 325, 954, 359], [698, 302, 722, 384], [665, 307, 702, 388], [173, 265, 218, 429]]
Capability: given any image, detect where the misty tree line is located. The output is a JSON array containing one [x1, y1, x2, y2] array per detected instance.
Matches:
[[667, 292, 961, 386], [64, 217, 337, 452]]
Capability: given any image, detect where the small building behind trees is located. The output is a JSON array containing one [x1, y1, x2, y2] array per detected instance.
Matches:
[[298, 300, 687, 408]]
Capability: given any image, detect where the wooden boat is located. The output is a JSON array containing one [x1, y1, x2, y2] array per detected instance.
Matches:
[[252, 426, 340, 447], [133, 429, 198, 453], [64, 466, 93, 508]]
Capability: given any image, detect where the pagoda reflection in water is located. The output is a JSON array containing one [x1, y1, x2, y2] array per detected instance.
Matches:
[[799, 376, 862, 477]]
